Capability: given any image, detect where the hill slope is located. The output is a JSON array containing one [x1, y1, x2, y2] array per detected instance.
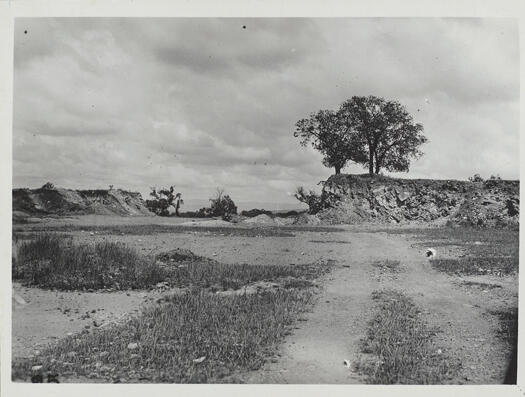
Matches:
[[316, 174, 519, 227], [13, 186, 153, 217]]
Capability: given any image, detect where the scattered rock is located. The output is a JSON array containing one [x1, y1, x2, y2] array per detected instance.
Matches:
[[127, 342, 139, 350], [192, 356, 206, 364]]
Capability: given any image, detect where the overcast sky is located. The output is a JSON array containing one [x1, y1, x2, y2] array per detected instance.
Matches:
[[13, 18, 519, 209]]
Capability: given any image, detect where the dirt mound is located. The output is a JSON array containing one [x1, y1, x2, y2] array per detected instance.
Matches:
[[13, 186, 152, 217], [242, 214, 276, 225], [316, 174, 519, 227]]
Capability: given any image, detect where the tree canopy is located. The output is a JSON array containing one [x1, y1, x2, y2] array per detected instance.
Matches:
[[294, 95, 427, 175]]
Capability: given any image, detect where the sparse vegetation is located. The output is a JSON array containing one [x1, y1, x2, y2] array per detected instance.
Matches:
[[12, 289, 315, 383], [355, 289, 460, 384]]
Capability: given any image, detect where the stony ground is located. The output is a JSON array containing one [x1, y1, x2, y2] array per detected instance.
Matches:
[[11, 215, 518, 384]]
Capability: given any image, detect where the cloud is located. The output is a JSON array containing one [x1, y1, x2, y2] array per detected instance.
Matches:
[[13, 18, 519, 207]]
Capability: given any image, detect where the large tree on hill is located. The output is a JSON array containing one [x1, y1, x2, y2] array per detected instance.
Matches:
[[294, 109, 366, 174], [338, 96, 427, 175], [294, 96, 427, 175]]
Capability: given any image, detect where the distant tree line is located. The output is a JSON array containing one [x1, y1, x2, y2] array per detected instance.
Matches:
[[148, 187, 238, 221]]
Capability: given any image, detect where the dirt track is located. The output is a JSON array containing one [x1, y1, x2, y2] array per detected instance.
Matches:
[[238, 231, 517, 384], [12, 221, 518, 384]]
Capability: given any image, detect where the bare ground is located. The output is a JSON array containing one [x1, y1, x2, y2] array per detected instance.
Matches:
[[11, 218, 518, 384]]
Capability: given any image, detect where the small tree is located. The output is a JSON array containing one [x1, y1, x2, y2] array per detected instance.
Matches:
[[209, 188, 237, 221], [41, 182, 55, 190], [294, 186, 325, 214], [145, 186, 183, 217]]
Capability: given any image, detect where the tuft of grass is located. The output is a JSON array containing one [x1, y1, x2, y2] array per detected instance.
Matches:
[[372, 260, 401, 272], [12, 289, 314, 383], [13, 234, 167, 290], [355, 289, 461, 384]]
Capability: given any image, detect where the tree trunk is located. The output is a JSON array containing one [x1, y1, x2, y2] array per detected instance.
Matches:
[[368, 151, 374, 175], [335, 166, 341, 174], [375, 153, 381, 174], [175, 200, 180, 216]]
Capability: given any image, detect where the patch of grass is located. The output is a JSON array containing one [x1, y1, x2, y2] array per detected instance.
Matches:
[[12, 289, 315, 383], [489, 308, 518, 344], [372, 260, 401, 272], [155, 250, 332, 291], [376, 227, 519, 276], [461, 281, 502, 289], [431, 257, 517, 276], [309, 240, 351, 244], [355, 290, 460, 384], [12, 236, 333, 291], [13, 234, 167, 290], [14, 224, 344, 237]]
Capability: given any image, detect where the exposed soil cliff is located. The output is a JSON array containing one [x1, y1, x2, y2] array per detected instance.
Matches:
[[316, 174, 519, 227], [13, 186, 153, 217]]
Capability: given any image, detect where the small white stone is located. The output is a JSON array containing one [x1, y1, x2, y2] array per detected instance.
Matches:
[[127, 342, 139, 350]]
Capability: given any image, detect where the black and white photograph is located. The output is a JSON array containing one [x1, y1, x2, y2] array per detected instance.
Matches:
[[2, 3, 522, 393]]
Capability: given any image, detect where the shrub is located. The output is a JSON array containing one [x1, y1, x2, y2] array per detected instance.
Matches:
[[468, 174, 484, 182], [208, 189, 237, 221]]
